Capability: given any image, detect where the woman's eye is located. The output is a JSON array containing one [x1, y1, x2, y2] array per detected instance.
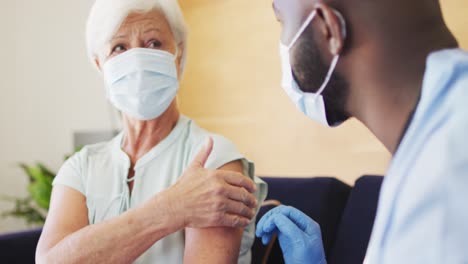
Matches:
[[148, 40, 162, 49], [112, 44, 126, 54]]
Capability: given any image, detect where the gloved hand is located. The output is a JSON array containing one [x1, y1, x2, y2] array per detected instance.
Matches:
[[256, 205, 327, 264]]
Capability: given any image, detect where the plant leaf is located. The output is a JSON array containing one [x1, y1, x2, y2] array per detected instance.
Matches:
[[1, 197, 46, 225], [28, 180, 52, 210], [37, 163, 56, 179], [19, 164, 45, 182]]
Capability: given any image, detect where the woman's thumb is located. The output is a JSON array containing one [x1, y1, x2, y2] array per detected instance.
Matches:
[[191, 137, 214, 168]]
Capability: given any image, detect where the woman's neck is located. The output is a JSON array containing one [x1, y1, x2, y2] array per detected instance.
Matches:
[[121, 101, 180, 166]]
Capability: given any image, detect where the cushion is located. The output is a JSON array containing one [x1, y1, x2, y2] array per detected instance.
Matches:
[[329, 176, 384, 264], [252, 177, 351, 264], [0, 228, 42, 263]]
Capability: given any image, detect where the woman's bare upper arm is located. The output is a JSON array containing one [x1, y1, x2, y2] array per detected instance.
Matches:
[[184, 160, 246, 264], [36, 185, 89, 256], [184, 226, 244, 264]]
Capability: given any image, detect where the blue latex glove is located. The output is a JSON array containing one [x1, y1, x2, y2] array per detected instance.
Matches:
[[256, 205, 327, 264]]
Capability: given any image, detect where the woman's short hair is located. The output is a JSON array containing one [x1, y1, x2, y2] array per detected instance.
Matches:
[[86, 0, 188, 75]]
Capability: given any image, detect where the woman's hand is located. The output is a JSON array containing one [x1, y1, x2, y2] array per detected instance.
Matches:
[[160, 137, 258, 229]]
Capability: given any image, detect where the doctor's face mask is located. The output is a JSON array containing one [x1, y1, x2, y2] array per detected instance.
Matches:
[[279, 7, 351, 127]]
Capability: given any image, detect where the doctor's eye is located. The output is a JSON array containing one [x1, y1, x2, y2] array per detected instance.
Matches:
[[111, 44, 127, 54], [147, 40, 162, 49]]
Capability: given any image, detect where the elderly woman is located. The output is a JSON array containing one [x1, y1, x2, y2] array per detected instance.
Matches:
[[35, 0, 267, 263]]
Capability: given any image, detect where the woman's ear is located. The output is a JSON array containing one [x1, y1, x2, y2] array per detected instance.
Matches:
[[95, 58, 102, 71], [314, 4, 346, 56], [177, 43, 184, 65], [176, 43, 184, 77]]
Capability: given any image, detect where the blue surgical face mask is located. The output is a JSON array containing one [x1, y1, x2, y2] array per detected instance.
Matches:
[[280, 10, 345, 127], [103, 48, 179, 121]]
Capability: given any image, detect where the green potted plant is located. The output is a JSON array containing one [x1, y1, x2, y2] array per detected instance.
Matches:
[[1, 163, 55, 225], [1, 148, 81, 225]]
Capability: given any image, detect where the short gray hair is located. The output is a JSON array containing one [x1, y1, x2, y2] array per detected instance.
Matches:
[[86, 0, 188, 75]]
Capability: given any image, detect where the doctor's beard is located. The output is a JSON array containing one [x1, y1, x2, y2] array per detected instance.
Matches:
[[291, 26, 351, 125]]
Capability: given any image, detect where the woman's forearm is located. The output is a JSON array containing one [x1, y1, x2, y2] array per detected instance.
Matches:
[[37, 195, 179, 264]]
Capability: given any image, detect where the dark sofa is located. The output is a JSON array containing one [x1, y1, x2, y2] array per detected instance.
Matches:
[[0, 175, 383, 264], [252, 176, 383, 264]]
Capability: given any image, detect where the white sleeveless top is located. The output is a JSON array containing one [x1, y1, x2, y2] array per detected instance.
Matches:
[[53, 115, 267, 264]]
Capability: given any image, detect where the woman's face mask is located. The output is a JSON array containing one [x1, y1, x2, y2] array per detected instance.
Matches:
[[103, 48, 179, 121]]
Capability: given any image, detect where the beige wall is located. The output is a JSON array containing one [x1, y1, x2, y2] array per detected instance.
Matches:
[[0, 0, 467, 233], [178, 0, 468, 184], [0, 0, 106, 233]]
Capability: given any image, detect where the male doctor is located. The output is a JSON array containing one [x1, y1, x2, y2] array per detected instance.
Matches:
[[256, 0, 468, 263]]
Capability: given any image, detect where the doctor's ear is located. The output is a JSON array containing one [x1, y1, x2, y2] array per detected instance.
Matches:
[[314, 4, 347, 56]]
